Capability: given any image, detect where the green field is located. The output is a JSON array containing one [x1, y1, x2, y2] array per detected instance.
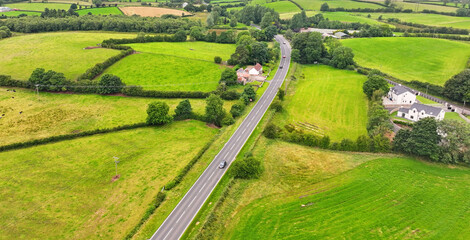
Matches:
[[220, 139, 470, 239], [0, 121, 218, 239], [5, 2, 73, 11], [263, 1, 300, 13], [281, 10, 385, 25], [0, 32, 136, 80], [361, 12, 470, 29], [277, 65, 368, 141], [295, 0, 381, 10], [104, 53, 224, 92], [0, 87, 234, 145], [75, 7, 123, 16], [0, 10, 41, 16], [416, 95, 438, 104], [445, 112, 468, 123], [343, 37, 470, 85], [126, 41, 236, 62]]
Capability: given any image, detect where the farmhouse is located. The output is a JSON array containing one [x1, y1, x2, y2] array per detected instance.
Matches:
[[397, 103, 445, 122], [0, 7, 12, 12], [387, 85, 417, 104], [237, 63, 265, 84]]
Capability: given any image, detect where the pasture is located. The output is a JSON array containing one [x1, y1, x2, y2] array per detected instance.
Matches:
[[126, 41, 236, 62], [120, 6, 191, 17], [0, 32, 136, 80], [281, 11, 385, 26], [0, 10, 41, 16], [75, 7, 123, 16], [263, 1, 300, 14], [222, 140, 470, 239], [5, 2, 73, 11], [342, 37, 470, 85], [104, 53, 223, 92], [361, 12, 470, 29], [277, 65, 368, 141], [295, 0, 381, 11], [0, 120, 218, 239], [0, 87, 234, 145]]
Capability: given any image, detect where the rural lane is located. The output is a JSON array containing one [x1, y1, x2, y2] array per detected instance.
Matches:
[[150, 35, 291, 240]]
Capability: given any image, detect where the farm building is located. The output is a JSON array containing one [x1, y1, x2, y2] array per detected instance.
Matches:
[[397, 103, 445, 122], [237, 63, 265, 84], [388, 85, 417, 105], [0, 7, 12, 12]]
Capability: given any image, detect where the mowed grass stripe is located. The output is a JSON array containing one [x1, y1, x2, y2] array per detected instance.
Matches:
[[343, 37, 470, 85], [0, 121, 218, 239]]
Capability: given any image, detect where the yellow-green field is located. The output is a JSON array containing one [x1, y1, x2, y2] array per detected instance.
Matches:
[[5, 2, 73, 11]]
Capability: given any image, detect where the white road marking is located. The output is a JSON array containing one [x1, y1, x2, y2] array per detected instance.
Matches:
[[176, 211, 185, 223], [209, 171, 215, 180], [187, 197, 197, 208], [199, 183, 207, 193], [163, 228, 173, 240]]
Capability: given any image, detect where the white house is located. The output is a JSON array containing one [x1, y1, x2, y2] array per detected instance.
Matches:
[[237, 63, 265, 84], [182, 2, 189, 8], [398, 103, 445, 122], [0, 7, 12, 12], [388, 85, 417, 104]]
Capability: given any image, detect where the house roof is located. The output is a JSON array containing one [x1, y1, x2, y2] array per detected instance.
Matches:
[[391, 85, 411, 95], [254, 63, 262, 71], [334, 32, 348, 37], [410, 103, 443, 116]]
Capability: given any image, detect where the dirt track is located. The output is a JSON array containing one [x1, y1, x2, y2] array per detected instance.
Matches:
[[119, 7, 191, 17]]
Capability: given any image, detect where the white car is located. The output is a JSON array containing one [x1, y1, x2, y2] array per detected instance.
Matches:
[[219, 161, 227, 169]]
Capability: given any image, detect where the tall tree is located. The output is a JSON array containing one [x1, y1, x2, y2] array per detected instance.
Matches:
[[205, 94, 226, 127], [174, 99, 193, 120]]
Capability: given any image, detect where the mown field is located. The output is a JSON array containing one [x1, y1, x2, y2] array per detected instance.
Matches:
[[5, 2, 73, 11], [276, 65, 368, 141], [75, 7, 123, 16], [0, 120, 218, 239], [0, 10, 41, 16], [126, 41, 236, 62], [0, 87, 234, 145], [0, 32, 136, 80], [343, 37, 470, 85], [220, 139, 470, 239]]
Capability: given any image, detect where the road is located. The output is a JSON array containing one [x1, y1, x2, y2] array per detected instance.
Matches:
[[150, 35, 291, 240]]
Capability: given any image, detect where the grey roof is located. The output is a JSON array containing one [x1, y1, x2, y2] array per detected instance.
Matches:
[[398, 107, 409, 113], [334, 32, 348, 37], [410, 103, 442, 116], [391, 85, 411, 95]]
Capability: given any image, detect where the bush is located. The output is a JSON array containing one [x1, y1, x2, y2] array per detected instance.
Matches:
[[174, 99, 193, 120], [222, 115, 235, 126], [264, 123, 281, 139], [214, 56, 222, 64], [270, 100, 283, 112], [146, 101, 173, 125], [230, 101, 246, 118], [220, 90, 240, 100], [240, 85, 256, 104], [98, 74, 125, 94], [231, 156, 263, 179]]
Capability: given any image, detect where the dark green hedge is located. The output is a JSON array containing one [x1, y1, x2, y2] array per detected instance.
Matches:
[[77, 49, 134, 81]]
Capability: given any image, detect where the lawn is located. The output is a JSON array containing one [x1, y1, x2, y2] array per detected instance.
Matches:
[[126, 41, 236, 62], [360, 12, 470, 29], [0, 10, 41, 16], [295, 0, 381, 10], [0, 32, 136, 80], [104, 53, 224, 92], [277, 65, 368, 141], [416, 95, 437, 104], [75, 7, 123, 16], [0, 120, 218, 239], [0, 87, 234, 145], [445, 112, 467, 123], [5, 2, 73, 11], [221, 139, 470, 239], [342, 37, 470, 85]]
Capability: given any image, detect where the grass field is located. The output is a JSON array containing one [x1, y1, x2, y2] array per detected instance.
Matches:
[[342, 37, 470, 85], [219, 139, 470, 239], [126, 41, 236, 62], [104, 53, 224, 92], [75, 7, 123, 16], [0, 121, 218, 239], [0, 10, 41, 16], [0, 87, 234, 145], [445, 112, 468, 123], [263, 1, 300, 13], [281, 10, 385, 24], [5, 2, 73, 11], [295, 0, 381, 10], [277, 65, 368, 141], [0, 32, 136, 80], [120, 6, 191, 17], [359, 12, 470, 29]]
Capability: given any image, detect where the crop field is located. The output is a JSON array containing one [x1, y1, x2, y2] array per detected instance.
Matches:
[[0, 87, 234, 145], [220, 139, 470, 239], [5, 2, 73, 11], [343, 37, 470, 85], [104, 53, 224, 92], [75, 7, 123, 16], [0, 32, 136, 80], [0, 120, 218, 239], [120, 6, 191, 17], [295, 0, 381, 11], [0, 10, 41, 16], [276, 65, 368, 141], [126, 41, 236, 62]]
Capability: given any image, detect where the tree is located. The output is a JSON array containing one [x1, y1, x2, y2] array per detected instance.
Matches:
[[250, 42, 269, 64], [320, 3, 329, 11], [291, 32, 325, 64], [70, 3, 78, 9], [384, 0, 391, 6], [260, 11, 274, 28], [356, 135, 370, 152], [393, 128, 412, 153], [173, 30, 187, 42], [443, 69, 470, 103], [230, 101, 245, 118], [231, 156, 263, 179], [264, 123, 280, 139], [220, 68, 237, 86], [241, 85, 256, 104], [407, 118, 441, 161], [264, 25, 277, 41], [367, 102, 392, 134], [230, 16, 238, 28], [98, 74, 124, 94], [189, 26, 205, 41], [277, 89, 285, 101], [28, 68, 67, 91], [270, 100, 283, 112], [362, 73, 389, 99], [291, 49, 301, 63], [214, 56, 222, 64], [205, 94, 226, 127], [437, 119, 470, 164], [331, 46, 354, 69], [289, 12, 305, 30], [146, 101, 173, 125], [92, 0, 102, 6], [206, 14, 215, 27], [174, 99, 193, 120]]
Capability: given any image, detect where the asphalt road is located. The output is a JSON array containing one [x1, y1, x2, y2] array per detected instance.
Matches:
[[150, 35, 291, 240]]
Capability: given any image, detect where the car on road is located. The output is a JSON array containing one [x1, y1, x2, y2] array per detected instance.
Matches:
[[279, 66, 283, 69], [283, 55, 286, 58], [219, 160, 227, 169], [283, 42, 286, 44]]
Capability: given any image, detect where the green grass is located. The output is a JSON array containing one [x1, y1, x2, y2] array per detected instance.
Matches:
[[0, 31, 136, 80], [342, 37, 470, 85], [0, 87, 234, 145], [416, 95, 437, 104], [277, 65, 368, 141], [104, 53, 224, 92], [126, 41, 236, 62], [0, 120, 218, 239], [75, 7, 123, 16], [5, 2, 73, 11], [445, 112, 468, 123], [295, 0, 381, 10], [222, 139, 470, 239], [263, 1, 300, 13], [0, 10, 41, 16], [281, 10, 387, 25], [361, 12, 470, 29]]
